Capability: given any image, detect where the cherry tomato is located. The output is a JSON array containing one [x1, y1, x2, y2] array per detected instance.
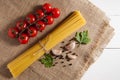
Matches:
[[36, 21, 46, 32], [42, 3, 52, 13], [35, 9, 44, 19], [26, 14, 36, 24], [18, 33, 29, 44], [51, 8, 60, 18], [27, 27, 37, 37], [16, 20, 27, 31], [44, 16, 54, 25], [8, 27, 19, 38]]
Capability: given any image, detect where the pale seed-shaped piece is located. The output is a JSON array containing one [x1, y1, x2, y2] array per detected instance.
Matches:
[[65, 41, 76, 50], [67, 54, 77, 60], [52, 49, 62, 56]]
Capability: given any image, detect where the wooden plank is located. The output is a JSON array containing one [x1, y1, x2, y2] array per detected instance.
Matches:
[[90, 0, 120, 15], [81, 49, 120, 80], [83, 1, 120, 80], [90, 0, 120, 48], [106, 16, 120, 48]]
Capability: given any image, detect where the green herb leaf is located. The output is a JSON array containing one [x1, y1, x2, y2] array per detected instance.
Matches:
[[39, 54, 53, 68], [75, 30, 91, 44], [75, 32, 81, 43]]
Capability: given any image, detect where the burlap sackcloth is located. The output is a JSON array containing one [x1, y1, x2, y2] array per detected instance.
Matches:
[[0, 0, 114, 80]]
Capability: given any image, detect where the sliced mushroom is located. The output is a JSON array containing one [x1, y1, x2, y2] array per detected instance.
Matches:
[[52, 49, 62, 56], [67, 54, 77, 60], [65, 41, 76, 50]]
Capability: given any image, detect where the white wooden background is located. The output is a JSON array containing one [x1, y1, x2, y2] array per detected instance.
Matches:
[[81, 0, 120, 80]]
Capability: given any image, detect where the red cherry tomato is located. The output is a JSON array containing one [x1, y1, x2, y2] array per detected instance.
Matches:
[[42, 3, 52, 13], [44, 16, 54, 25], [35, 9, 44, 19], [36, 21, 46, 32], [8, 27, 19, 38], [26, 14, 36, 24], [16, 20, 27, 31], [18, 33, 29, 44], [27, 27, 38, 37], [51, 8, 60, 18]]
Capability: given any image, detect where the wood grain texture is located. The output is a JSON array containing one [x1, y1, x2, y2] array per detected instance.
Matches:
[[82, 49, 120, 80], [0, 0, 114, 80], [82, 0, 120, 80]]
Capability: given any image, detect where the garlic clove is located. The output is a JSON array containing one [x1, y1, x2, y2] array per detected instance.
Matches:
[[67, 54, 77, 60], [52, 49, 62, 56], [65, 41, 76, 50]]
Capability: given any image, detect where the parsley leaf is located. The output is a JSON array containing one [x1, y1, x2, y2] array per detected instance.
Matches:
[[39, 54, 53, 68], [75, 30, 91, 44], [75, 32, 81, 42]]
